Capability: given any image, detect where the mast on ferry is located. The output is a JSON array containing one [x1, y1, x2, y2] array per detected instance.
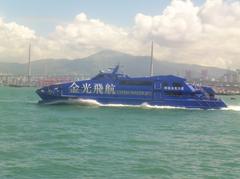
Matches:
[[27, 43, 31, 86], [150, 41, 154, 76]]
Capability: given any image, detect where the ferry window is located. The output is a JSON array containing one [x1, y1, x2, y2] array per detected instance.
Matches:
[[92, 74, 105, 80], [162, 81, 168, 87], [164, 91, 183, 97], [97, 74, 105, 78], [172, 82, 182, 87], [119, 80, 152, 86]]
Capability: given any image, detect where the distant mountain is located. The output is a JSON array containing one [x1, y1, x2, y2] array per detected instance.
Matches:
[[0, 50, 229, 79]]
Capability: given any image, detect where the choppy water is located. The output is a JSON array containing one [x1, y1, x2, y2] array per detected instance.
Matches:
[[0, 87, 240, 179]]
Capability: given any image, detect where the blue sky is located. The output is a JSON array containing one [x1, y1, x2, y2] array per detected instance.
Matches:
[[0, 0, 204, 36]]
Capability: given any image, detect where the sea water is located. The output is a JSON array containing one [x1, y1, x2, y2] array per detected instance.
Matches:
[[0, 87, 240, 179]]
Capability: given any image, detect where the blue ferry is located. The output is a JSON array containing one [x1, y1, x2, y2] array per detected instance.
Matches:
[[36, 65, 227, 109]]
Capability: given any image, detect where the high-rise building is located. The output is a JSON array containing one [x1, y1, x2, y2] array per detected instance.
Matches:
[[201, 69, 208, 81], [185, 70, 192, 80]]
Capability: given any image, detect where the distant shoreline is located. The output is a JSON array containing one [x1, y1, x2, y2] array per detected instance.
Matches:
[[216, 93, 240, 96]]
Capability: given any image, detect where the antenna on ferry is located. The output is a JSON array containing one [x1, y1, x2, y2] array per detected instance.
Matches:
[[150, 41, 154, 76], [27, 43, 31, 86], [112, 64, 120, 74]]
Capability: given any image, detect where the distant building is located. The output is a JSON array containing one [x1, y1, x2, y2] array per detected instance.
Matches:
[[201, 69, 208, 81], [221, 70, 240, 83], [185, 70, 192, 80], [236, 69, 240, 82]]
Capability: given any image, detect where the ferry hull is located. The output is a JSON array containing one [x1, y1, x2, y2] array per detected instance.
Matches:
[[36, 65, 227, 110], [37, 92, 226, 109]]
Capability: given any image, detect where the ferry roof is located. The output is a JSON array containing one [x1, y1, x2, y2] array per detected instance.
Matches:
[[118, 75, 187, 84], [92, 65, 186, 82]]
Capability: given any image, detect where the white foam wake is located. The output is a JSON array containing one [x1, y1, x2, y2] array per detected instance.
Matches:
[[49, 98, 240, 111], [221, 105, 240, 111], [68, 99, 189, 110], [139, 103, 188, 110]]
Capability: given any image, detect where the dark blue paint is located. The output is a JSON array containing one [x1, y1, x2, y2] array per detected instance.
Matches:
[[36, 65, 227, 109]]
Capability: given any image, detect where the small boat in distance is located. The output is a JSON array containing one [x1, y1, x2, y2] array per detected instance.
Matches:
[[36, 65, 227, 109]]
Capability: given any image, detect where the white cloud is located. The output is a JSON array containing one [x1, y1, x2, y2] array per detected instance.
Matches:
[[0, 0, 240, 69], [133, 0, 202, 43], [33, 13, 141, 60], [0, 18, 36, 62], [132, 0, 240, 68]]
